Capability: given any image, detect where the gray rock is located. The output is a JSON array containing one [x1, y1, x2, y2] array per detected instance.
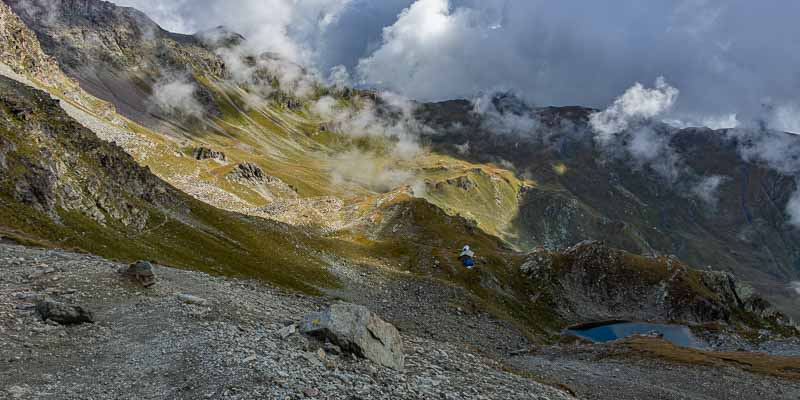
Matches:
[[277, 324, 297, 339], [177, 293, 209, 306], [35, 299, 94, 324], [123, 261, 156, 287], [323, 342, 342, 355], [300, 303, 404, 371], [242, 355, 257, 363], [229, 162, 266, 183], [15, 303, 35, 311]]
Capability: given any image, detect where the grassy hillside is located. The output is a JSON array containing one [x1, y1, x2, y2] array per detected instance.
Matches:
[[0, 75, 336, 293]]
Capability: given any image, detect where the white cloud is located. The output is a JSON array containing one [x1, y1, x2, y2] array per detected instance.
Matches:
[[788, 186, 800, 228], [328, 65, 351, 89], [624, 126, 683, 183], [330, 149, 414, 192], [590, 77, 679, 141], [356, 0, 502, 103], [722, 128, 800, 227], [728, 128, 800, 176], [311, 96, 339, 119], [767, 103, 800, 134], [150, 77, 204, 117], [589, 79, 729, 206], [691, 175, 727, 206], [471, 93, 540, 136], [310, 91, 427, 188]]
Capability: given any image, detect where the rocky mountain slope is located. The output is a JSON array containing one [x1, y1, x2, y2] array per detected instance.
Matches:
[[0, 0, 796, 332], [0, 0, 114, 117], [0, 74, 339, 292], [29, 0, 795, 324], [5, 0, 225, 130], [417, 98, 800, 317], [0, 1, 799, 398]]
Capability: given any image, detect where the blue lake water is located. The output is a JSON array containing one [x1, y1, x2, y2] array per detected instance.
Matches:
[[567, 322, 705, 348]]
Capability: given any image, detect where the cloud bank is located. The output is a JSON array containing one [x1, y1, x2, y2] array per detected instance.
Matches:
[[589, 78, 800, 224], [110, 0, 800, 131]]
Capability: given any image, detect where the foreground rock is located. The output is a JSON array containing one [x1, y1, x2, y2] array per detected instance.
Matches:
[[122, 260, 156, 287], [35, 299, 93, 325], [301, 302, 405, 371]]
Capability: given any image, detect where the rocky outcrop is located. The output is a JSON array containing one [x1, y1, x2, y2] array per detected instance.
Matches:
[[0, 75, 171, 228], [0, 135, 13, 169], [35, 299, 94, 324], [521, 240, 793, 328], [177, 293, 209, 306], [700, 271, 792, 326], [447, 175, 476, 191], [0, 1, 64, 89], [5, 0, 226, 79], [225, 162, 298, 200], [300, 303, 405, 371], [0, 1, 115, 117], [192, 147, 226, 162], [229, 162, 267, 183], [5, 0, 224, 126]]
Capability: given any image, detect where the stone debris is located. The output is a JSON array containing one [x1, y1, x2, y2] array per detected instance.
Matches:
[[0, 243, 575, 400]]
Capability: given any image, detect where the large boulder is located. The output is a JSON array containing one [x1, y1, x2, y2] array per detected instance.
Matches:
[[300, 303, 404, 370], [123, 260, 156, 287], [35, 299, 94, 324]]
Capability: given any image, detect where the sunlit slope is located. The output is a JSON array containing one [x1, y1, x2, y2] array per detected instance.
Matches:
[[0, 76, 338, 293]]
